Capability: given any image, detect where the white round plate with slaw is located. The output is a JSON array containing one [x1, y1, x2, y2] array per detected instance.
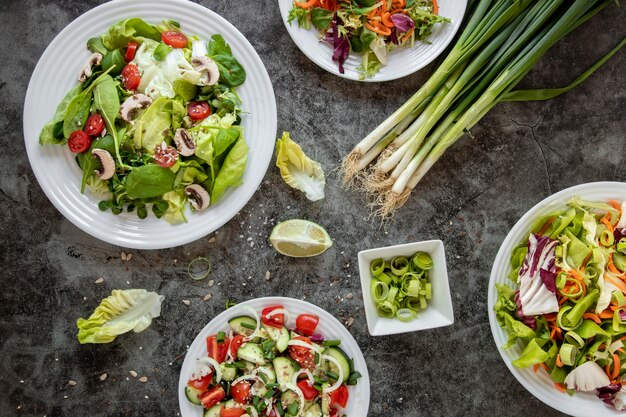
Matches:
[[178, 297, 370, 417], [277, 0, 467, 82], [23, 0, 277, 249], [488, 182, 626, 417]]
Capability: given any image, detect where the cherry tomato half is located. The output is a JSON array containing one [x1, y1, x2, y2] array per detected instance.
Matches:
[[84, 113, 105, 136], [154, 142, 178, 168], [329, 384, 349, 408], [261, 305, 284, 329], [200, 386, 225, 409], [121, 64, 141, 90], [230, 335, 245, 359], [220, 408, 246, 417], [206, 334, 231, 363], [296, 314, 320, 336], [68, 130, 92, 153], [230, 381, 251, 404], [125, 41, 138, 62], [162, 31, 188, 48], [289, 336, 315, 370], [188, 372, 212, 393], [187, 101, 212, 121], [297, 379, 319, 400]]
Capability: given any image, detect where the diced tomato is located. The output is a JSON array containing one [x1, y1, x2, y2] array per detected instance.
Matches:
[[206, 334, 231, 363], [267, 408, 278, 417], [68, 130, 91, 153], [296, 314, 319, 336], [329, 408, 340, 417], [230, 335, 245, 358], [289, 336, 315, 370], [188, 372, 212, 392], [329, 385, 349, 408], [125, 41, 138, 62], [121, 64, 141, 90], [231, 380, 251, 404], [220, 407, 246, 417], [153, 142, 179, 168], [296, 379, 319, 400], [261, 305, 284, 329], [187, 101, 212, 120], [200, 386, 225, 409], [162, 31, 188, 48], [83, 113, 105, 137]]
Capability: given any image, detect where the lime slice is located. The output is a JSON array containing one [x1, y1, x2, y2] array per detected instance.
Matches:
[[269, 219, 333, 258]]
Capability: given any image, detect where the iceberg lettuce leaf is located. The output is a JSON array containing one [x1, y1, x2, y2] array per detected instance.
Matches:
[[275, 132, 325, 202]]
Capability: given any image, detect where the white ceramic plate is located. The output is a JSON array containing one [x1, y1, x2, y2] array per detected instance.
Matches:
[[23, 0, 277, 249], [278, 0, 467, 82], [178, 297, 370, 417], [487, 182, 626, 417]]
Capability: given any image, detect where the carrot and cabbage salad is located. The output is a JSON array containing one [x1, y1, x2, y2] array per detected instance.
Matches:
[[287, 0, 449, 78], [494, 198, 626, 410]]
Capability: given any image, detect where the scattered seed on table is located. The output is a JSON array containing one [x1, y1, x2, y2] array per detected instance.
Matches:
[[208, 279, 215, 287], [68, 380, 77, 386], [182, 299, 191, 306], [129, 370, 138, 378], [346, 317, 355, 327], [126, 253, 133, 261], [346, 293, 354, 299], [208, 237, 216, 243], [99, 373, 108, 381], [121, 252, 127, 261], [203, 294, 212, 301], [139, 377, 148, 383], [264, 271, 271, 281], [94, 278, 104, 284]]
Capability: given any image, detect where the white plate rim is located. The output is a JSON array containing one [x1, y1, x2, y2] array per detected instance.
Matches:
[[178, 296, 371, 417], [23, 0, 277, 249], [277, 0, 468, 82], [487, 181, 626, 417]]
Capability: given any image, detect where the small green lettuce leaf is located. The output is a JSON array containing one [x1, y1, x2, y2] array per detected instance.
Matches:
[[275, 131, 325, 202], [211, 137, 248, 203], [76, 289, 164, 344]]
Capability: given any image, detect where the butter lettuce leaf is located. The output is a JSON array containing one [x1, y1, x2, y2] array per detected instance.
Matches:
[[275, 132, 325, 202], [76, 289, 164, 344], [210, 136, 248, 203]]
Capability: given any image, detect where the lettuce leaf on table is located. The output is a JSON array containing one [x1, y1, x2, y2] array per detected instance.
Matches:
[[275, 132, 325, 202]]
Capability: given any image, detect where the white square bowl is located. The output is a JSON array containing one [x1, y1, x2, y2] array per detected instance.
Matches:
[[358, 240, 454, 336]]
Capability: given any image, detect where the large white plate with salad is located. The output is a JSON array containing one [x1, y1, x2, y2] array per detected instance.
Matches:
[[23, 0, 277, 249], [488, 182, 626, 416], [178, 297, 370, 417], [278, 0, 467, 82]]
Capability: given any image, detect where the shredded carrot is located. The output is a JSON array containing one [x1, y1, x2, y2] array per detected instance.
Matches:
[[599, 309, 615, 319], [319, 0, 339, 10], [533, 363, 540, 373], [381, 12, 395, 27], [538, 216, 556, 236], [544, 313, 557, 321], [583, 312, 602, 324], [365, 22, 392, 36], [606, 274, 626, 294], [401, 27, 414, 42], [294, 0, 318, 9], [392, 0, 406, 8], [606, 364, 612, 381], [601, 214, 615, 233], [432, 0, 439, 15], [554, 383, 566, 393], [619, 348, 626, 354], [621, 335, 626, 342], [556, 354, 564, 368], [558, 295, 568, 306], [581, 251, 593, 268], [540, 363, 550, 372], [612, 354, 621, 380]]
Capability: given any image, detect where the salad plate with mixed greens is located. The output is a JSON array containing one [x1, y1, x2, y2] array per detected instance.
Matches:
[[24, 0, 277, 249], [488, 182, 626, 416], [179, 297, 370, 417], [278, 0, 466, 81]]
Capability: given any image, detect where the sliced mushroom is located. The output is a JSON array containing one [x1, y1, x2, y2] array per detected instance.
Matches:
[[185, 184, 210, 211], [173, 128, 196, 156], [91, 149, 115, 180], [191, 56, 220, 86], [120, 94, 153, 122], [78, 53, 103, 83]]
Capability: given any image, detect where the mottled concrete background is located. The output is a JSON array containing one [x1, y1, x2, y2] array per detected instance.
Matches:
[[1, 1, 625, 416]]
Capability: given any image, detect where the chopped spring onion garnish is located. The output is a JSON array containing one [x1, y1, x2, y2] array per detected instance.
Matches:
[[321, 354, 344, 393], [369, 252, 433, 321], [284, 382, 306, 415], [187, 257, 211, 280]]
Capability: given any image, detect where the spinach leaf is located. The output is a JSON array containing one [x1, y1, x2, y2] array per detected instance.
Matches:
[[207, 35, 246, 87], [39, 84, 83, 145], [87, 37, 109, 55], [63, 89, 92, 138], [355, 0, 379, 6], [173, 80, 197, 101], [78, 135, 115, 193], [153, 42, 171, 61], [311, 8, 333, 31], [214, 127, 241, 157], [93, 74, 121, 162], [210, 137, 248, 203], [125, 164, 176, 199], [101, 49, 125, 76], [360, 28, 376, 50], [101, 18, 162, 50]]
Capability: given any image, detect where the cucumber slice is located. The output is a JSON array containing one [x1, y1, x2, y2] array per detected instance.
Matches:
[[281, 389, 299, 408], [228, 315, 257, 336], [304, 402, 322, 417], [321, 383, 331, 415], [273, 357, 298, 390], [237, 342, 266, 365], [325, 347, 351, 383], [262, 323, 290, 352], [220, 363, 238, 382], [257, 364, 276, 383], [203, 403, 223, 417], [185, 386, 203, 405]]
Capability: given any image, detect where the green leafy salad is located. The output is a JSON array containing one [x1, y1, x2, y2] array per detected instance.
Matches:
[[39, 18, 248, 223], [494, 198, 626, 410]]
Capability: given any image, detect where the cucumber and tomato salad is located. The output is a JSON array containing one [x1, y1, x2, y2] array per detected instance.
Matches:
[[185, 305, 362, 417]]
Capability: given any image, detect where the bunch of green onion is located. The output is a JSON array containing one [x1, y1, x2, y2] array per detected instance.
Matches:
[[341, 0, 625, 218], [370, 252, 434, 321]]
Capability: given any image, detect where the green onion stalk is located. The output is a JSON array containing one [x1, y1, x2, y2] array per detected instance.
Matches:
[[340, 0, 624, 219]]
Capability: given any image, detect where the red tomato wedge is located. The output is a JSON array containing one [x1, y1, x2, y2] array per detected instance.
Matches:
[[296, 314, 319, 336], [125, 41, 138, 62], [200, 386, 225, 409], [121, 64, 141, 90], [206, 335, 231, 363], [231, 380, 251, 404], [329, 384, 349, 408], [162, 31, 188, 48], [261, 305, 284, 329], [220, 408, 246, 417], [289, 336, 315, 370], [230, 335, 244, 358], [296, 379, 319, 400], [188, 372, 212, 393], [68, 130, 91, 153]]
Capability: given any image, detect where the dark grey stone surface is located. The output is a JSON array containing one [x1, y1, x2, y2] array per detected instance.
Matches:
[[1, 1, 625, 416]]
